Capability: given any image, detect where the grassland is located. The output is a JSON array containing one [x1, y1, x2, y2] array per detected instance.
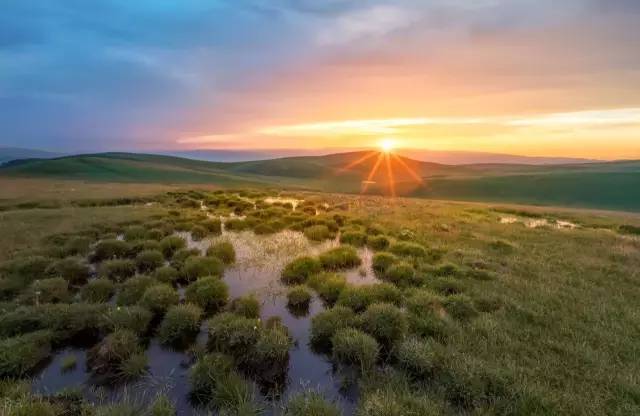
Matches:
[[2, 152, 639, 211], [0, 180, 639, 415]]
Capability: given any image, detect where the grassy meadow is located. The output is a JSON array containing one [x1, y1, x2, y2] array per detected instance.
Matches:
[[0, 180, 639, 415]]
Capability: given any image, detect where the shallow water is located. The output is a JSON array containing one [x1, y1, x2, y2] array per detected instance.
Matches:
[[32, 229, 374, 414]]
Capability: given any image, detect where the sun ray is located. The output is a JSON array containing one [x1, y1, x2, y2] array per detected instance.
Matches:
[[391, 153, 423, 184], [385, 153, 396, 197], [338, 150, 378, 173], [361, 153, 384, 193]]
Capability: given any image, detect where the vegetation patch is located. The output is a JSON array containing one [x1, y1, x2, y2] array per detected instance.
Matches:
[[158, 303, 203, 347], [319, 246, 361, 270], [206, 241, 236, 264], [331, 328, 379, 372], [281, 256, 322, 285], [185, 276, 229, 314], [183, 256, 224, 281]]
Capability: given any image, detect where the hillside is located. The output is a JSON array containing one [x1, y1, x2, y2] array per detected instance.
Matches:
[[2, 151, 640, 211], [0, 147, 62, 165]]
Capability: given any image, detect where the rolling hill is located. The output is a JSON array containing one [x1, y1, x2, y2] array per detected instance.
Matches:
[[0, 147, 62, 165], [2, 151, 640, 211]]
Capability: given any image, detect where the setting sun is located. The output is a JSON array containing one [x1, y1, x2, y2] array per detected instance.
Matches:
[[379, 138, 397, 153]]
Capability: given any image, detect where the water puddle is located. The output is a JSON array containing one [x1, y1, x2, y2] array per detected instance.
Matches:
[[499, 216, 578, 229], [33, 228, 371, 414]]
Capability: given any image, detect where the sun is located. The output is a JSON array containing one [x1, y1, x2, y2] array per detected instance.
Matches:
[[378, 138, 396, 153]]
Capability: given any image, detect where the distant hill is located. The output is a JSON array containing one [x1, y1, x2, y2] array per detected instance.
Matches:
[[1, 151, 639, 211], [0, 147, 62, 165]]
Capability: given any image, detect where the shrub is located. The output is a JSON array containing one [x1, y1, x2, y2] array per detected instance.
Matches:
[[229, 294, 260, 318], [284, 391, 341, 416], [207, 241, 236, 264], [86, 329, 141, 377], [191, 225, 208, 241], [442, 294, 478, 321], [309, 273, 347, 305], [135, 249, 164, 273], [319, 246, 361, 270], [158, 304, 203, 347], [331, 328, 378, 371], [99, 259, 136, 282], [281, 256, 322, 285], [310, 306, 356, 348], [117, 275, 155, 305], [383, 262, 416, 287], [207, 313, 260, 359], [371, 252, 397, 275], [201, 218, 222, 235], [101, 305, 152, 335], [0, 330, 53, 377], [159, 235, 186, 258], [189, 353, 234, 403], [361, 303, 408, 347], [124, 226, 147, 241], [183, 256, 224, 281], [153, 265, 179, 284], [81, 278, 115, 303], [304, 225, 334, 241], [22, 278, 70, 304], [62, 236, 91, 257], [367, 235, 390, 251], [138, 284, 179, 316], [185, 276, 229, 314], [93, 239, 130, 261], [287, 285, 312, 307], [340, 231, 367, 247], [45, 257, 90, 285]]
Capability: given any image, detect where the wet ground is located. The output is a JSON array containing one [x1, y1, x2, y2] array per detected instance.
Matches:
[[32, 226, 378, 415]]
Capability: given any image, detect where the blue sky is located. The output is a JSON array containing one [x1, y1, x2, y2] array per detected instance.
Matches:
[[1, 1, 639, 158]]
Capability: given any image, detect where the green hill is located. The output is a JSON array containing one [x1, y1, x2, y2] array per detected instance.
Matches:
[[2, 151, 640, 211]]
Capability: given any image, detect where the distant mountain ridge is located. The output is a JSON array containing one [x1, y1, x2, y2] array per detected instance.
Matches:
[[0, 147, 63, 165], [1, 150, 638, 211]]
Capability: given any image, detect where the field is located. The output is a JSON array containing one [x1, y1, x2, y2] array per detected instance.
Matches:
[[2, 152, 640, 211], [1, 180, 639, 415]]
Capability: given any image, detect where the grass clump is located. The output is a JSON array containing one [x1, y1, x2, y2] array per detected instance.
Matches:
[[287, 285, 312, 308], [185, 276, 229, 314], [367, 235, 390, 251], [135, 249, 164, 273], [81, 278, 115, 303], [152, 265, 179, 284], [183, 256, 224, 281], [169, 248, 200, 269], [202, 218, 222, 235], [308, 273, 347, 305], [189, 352, 234, 403], [138, 284, 179, 317], [101, 305, 152, 335], [332, 328, 379, 372], [340, 231, 367, 247], [206, 241, 236, 264], [304, 225, 334, 241], [117, 275, 155, 305], [389, 241, 426, 258], [159, 235, 186, 258], [45, 257, 90, 285], [86, 329, 142, 378], [62, 236, 92, 257], [319, 246, 361, 270], [150, 394, 176, 416], [427, 276, 466, 296], [284, 391, 341, 416], [0, 330, 53, 377], [191, 225, 208, 241], [395, 337, 436, 379], [93, 239, 130, 261], [22, 277, 70, 304], [371, 252, 397, 275], [310, 306, 356, 349], [335, 283, 400, 313], [360, 303, 408, 347], [99, 259, 136, 282], [383, 262, 416, 287], [118, 352, 148, 380], [124, 225, 147, 241], [229, 294, 261, 318], [442, 294, 478, 321], [207, 313, 261, 359], [158, 303, 203, 347], [281, 256, 322, 285]]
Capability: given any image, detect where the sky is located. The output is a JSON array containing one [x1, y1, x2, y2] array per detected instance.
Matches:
[[1, 0, 640, 159]]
